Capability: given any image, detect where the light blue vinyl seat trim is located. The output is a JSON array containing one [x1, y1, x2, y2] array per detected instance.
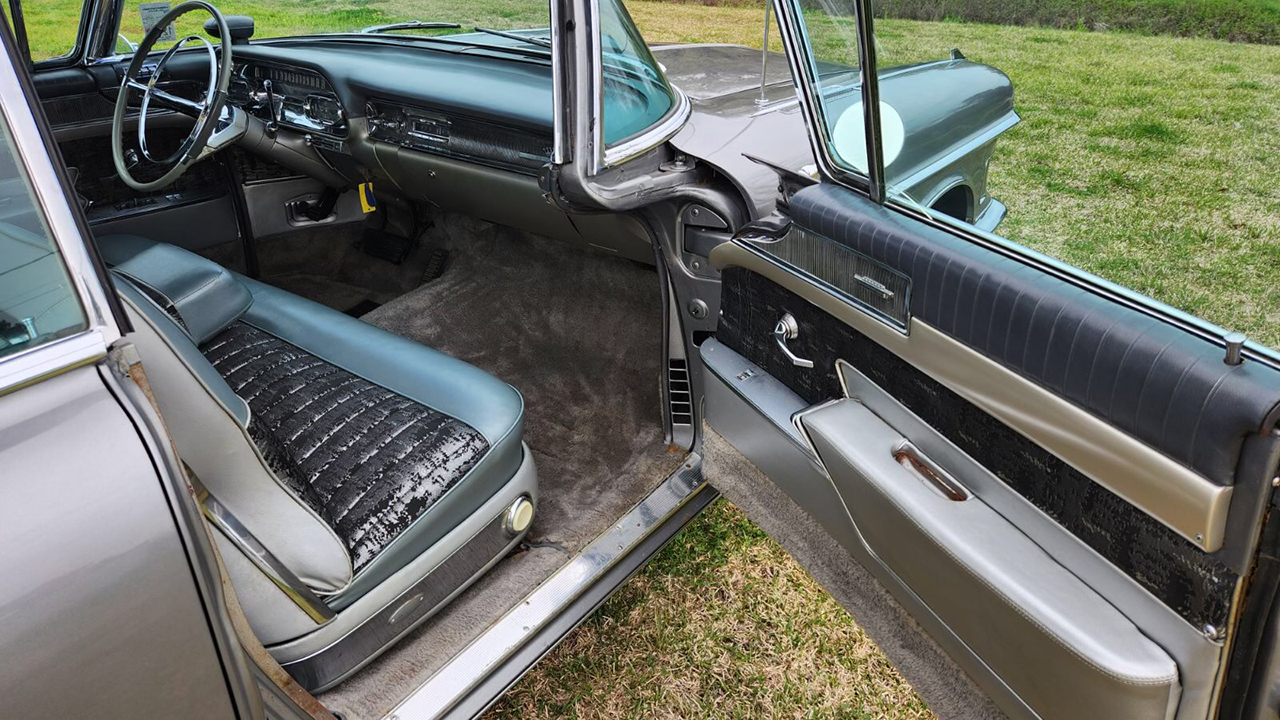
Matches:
[[114, 280, 252, 426], [95, 233, 527, 610], [113, 243, 253, 345]]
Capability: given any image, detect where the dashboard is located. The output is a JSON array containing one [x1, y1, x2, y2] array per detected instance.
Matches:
[[225, 41, 557, 176], [229, 61, 347, 140]]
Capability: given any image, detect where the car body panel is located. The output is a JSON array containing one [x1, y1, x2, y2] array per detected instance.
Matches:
[[660, 43, 1017, 224], [0, 364, 240, 720]]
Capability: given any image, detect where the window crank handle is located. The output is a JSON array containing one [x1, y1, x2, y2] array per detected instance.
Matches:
[[774, 313, 814, 368]]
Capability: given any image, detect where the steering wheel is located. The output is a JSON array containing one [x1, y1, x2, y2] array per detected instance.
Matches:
[[112, 1, 244, 191]]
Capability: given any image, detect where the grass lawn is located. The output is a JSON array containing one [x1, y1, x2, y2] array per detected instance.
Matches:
[[666, 0, 1280, 45], [14, 1, 1280, 717]]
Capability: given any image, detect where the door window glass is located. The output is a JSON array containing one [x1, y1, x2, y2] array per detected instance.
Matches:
[[782, 0, 1279, 348], [783, 0, 867, 176], [4, 0, 88, 62], [0, 110, 87, 358]]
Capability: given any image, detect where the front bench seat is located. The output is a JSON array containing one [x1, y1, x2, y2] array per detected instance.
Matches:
[[97, 234, 536, 691]]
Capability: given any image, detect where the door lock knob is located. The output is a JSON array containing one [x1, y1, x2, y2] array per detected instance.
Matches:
[[774, 313, 814, 368]]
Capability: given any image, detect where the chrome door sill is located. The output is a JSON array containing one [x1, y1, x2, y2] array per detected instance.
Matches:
[[384, 456, 709, 720]]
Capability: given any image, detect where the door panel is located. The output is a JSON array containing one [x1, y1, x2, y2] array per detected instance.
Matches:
[[703, 182, 1280, 720], [31, 54, 237, 250], [0, 366, 240, 720], [801, 398, 1181, 718]]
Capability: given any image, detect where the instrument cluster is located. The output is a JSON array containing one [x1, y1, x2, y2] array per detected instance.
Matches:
[[229, 62, 347, 138]]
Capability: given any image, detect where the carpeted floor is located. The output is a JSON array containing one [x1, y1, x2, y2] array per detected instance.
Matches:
[[360, 213, 683, 554], [233, 214, 685, 719]]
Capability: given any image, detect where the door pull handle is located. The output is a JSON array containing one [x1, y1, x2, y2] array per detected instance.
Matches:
[[774, 313, 815, 368]]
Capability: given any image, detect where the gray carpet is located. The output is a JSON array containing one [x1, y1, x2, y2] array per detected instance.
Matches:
[[360, 213, 682, 555], [702, 426, 1008, 720], [269, 213, 684, 718]]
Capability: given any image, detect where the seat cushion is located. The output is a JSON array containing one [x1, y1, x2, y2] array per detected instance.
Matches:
[[230, 277, 525, 608], [202, 322, 489, 575], [98, 234, 525, 609]]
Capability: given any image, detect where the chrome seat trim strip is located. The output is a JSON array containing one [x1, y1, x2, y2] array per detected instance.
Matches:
[[385, 457, 705, 720]]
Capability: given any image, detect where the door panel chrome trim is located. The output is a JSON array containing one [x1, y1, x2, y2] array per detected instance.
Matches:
[[385, 457, 706, 720], [711, 241, 1233, 551]]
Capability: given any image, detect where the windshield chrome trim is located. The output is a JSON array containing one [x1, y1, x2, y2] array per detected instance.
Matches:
[[598, 84, 690, 170], [550, 0, 570, 164]]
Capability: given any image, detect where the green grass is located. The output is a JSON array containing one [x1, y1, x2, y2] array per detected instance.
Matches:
[[626, 2, 1280, 346], [488, 499, 937, 719], [12, 2, 1280, 717]]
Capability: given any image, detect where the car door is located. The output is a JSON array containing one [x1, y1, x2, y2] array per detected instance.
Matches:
[[18, 0, 244, 254], [700, 2, 1280, 720], [0, 12, 260, 718]]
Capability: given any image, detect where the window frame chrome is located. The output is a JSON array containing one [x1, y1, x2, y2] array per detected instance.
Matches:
[[769, 0, 879, 200], [12, 0, 98, 68], [0, 18, 123, 394], [556, 0, 692, 176]]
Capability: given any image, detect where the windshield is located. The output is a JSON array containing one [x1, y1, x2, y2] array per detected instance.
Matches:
[[111, 0, 551, 56], [107, 0, 671, 145]]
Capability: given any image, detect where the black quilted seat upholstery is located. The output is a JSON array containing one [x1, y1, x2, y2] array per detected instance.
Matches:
[[203, 323, 491, 574]]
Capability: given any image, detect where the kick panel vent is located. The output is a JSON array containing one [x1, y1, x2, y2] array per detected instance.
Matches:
[[668, 359, 693, 426]]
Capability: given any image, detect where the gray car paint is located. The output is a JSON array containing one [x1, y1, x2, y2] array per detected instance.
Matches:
[[659, 44, 1017, 225], [0, 364, 240, 720]]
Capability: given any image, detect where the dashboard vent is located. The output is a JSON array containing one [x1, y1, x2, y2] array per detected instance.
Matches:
[[366, 99, 552, 175]]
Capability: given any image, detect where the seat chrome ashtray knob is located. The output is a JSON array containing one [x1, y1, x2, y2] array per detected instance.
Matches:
[[504, 496, 534, 536]]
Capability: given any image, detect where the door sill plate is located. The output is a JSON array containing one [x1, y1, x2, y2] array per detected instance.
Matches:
[[385, 456, 707, 719]]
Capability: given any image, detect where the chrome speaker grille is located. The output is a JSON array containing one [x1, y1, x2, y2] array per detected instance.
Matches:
[[747, 226, 912, 330]]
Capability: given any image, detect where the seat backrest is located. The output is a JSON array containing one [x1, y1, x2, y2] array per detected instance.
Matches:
[[103, 236, 354, 595]]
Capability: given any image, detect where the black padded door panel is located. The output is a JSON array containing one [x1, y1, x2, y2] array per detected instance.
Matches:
[[788, 183, 1280, 488], [716, 266, 1237, 630]]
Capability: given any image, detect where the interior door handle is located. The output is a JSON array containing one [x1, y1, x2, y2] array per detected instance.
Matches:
[[774, 313, 814, 368]]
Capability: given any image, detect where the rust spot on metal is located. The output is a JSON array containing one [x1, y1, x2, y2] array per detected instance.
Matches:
[[894, 448, 968, 501]]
